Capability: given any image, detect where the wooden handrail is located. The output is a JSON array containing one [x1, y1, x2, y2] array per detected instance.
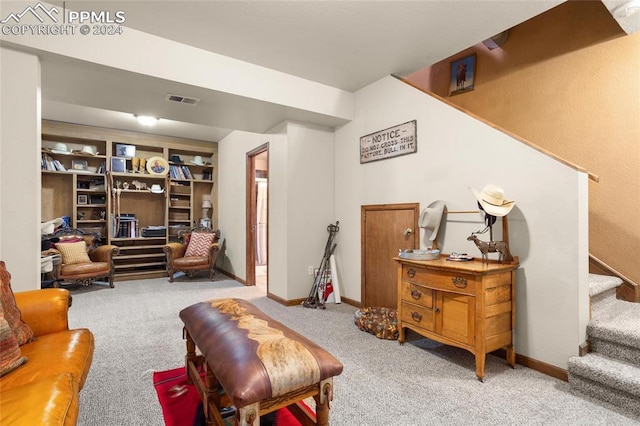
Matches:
[[589, 254, 638, 289], [392, 75, 599, 183]]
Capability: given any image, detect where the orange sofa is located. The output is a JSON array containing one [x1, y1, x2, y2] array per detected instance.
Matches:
[[0, 288, 94, 425]]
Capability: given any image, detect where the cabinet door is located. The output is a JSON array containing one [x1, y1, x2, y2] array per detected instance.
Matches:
[[436, 292, 475, 346]]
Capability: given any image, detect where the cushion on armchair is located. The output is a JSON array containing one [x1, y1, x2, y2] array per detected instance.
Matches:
[[0, 261, 34, 345], [185, 232, 216, 257], [56, 241, 91, 265], [0, 314, 27, 377]]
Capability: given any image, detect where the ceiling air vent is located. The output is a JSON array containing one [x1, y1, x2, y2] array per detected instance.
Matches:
[[166, 94, 200, 105]]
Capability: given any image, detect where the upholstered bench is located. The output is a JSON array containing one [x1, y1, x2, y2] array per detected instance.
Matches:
[[179, 298, 343, 426]]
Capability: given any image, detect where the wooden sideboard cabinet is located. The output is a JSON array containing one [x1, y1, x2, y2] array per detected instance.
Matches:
[[395, 256, 519, 381]]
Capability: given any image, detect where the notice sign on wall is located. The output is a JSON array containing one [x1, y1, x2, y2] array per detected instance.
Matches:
[[360, 120, 417, 164]]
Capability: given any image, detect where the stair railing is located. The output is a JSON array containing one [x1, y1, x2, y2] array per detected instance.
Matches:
[[589, 254, 639, 302]]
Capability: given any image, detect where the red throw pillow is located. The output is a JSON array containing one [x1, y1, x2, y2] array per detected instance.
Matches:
[[0, 261, 34, 345], [185, 233, 215, 257]]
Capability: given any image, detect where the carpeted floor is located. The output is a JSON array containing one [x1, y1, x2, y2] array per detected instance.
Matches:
[[68, 275, 640, 425]]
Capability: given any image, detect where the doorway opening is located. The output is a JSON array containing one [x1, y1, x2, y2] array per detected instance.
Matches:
[[246, 144, 268, 291]]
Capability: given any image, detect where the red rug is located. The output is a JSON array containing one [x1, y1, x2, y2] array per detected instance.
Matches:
[[153, 367, 315, 426]]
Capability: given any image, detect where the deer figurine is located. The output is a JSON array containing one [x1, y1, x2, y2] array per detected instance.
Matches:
[[467, 234, 513, 263]]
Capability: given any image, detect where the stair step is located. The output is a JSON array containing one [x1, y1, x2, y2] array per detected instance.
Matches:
[[569, 353, 640, 397], [588, 299, 640, 352], [568, 353, 640, 416], [589, 273, 622, 297], [591, 338, 640, 367]]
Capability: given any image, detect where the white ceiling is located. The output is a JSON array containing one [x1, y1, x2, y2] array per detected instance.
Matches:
[[8, 1, 590, 141]]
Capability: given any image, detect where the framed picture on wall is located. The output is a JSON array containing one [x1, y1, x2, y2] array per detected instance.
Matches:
[[449, 54, 476, 96]]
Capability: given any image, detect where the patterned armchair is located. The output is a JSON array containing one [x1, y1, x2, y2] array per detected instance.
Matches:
[[163, 227, 221, 282], [46, 228, 120, 288]]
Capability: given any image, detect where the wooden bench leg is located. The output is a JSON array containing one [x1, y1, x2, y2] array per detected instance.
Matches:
[[184, 329, 197, 385], [185, 329, 225, 425], [238, 402, 259, 426], [313, 378, 333, 426]]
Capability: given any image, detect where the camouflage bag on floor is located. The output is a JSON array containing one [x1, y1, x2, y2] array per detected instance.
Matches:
[[354, 306, 398, 340]]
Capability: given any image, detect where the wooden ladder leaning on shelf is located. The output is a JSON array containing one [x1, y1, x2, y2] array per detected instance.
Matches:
[[108, 172, 122, 239]]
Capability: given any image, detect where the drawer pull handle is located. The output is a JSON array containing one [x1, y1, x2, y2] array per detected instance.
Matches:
[[411, 311, 422, 322], [410, 289, 422, 300], [407, 268, 416, 278], [452, 276, 467, 288]]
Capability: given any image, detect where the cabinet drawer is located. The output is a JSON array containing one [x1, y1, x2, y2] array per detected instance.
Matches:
[[401, 301, 434, 332], [400, 281, 433, 309], [403, 265, 476, 294]]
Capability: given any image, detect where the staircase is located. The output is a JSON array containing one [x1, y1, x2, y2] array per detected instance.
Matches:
[[568, 274, 640, 416]]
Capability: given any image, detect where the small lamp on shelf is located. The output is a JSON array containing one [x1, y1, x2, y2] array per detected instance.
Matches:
[[200, 199, 212, 229]]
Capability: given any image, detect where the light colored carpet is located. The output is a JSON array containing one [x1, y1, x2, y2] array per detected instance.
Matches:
[[68, 275, 640, 425]]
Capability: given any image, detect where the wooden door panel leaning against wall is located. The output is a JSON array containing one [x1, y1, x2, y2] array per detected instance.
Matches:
[[362, 203, 419, 308]]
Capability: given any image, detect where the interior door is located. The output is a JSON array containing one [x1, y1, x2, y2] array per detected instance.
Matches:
[[246, 143, 268, 287], [362, 203, 419, 308]]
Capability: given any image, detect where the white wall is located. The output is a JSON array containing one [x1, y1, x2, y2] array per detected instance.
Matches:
[[217, 130, 264, 279], [0, 47, 42, 291], [334, 76, 589, 369], [218, 121, 334, 300], [283, 122, 335, 300]]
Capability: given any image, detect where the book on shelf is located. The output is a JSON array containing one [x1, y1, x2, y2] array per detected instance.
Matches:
[[169, 165, 194, 180], [181, 165, 193, 180], [117, 214, 138, 238], [41, 154, 67, 171]]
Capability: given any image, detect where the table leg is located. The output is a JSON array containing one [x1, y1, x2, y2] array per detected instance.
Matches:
[[475, 352, 486, 382], [506, 344, 516, 368]]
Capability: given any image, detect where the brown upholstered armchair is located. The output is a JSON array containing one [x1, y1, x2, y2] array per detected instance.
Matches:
[[163, 227, 221, 282], [46, 228, 120, 288]]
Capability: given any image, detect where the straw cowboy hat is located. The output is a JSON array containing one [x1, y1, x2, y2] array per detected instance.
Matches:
[[470, 184, 515, 217], [419, 200, 446, 241]]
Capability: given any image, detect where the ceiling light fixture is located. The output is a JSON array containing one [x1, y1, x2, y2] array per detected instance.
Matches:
[[135, 115, 159, 126]]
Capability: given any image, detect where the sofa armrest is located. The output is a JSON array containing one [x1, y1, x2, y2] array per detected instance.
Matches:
[[164, 242, 187, 260], [14, 288, 70, 336], [89, 245, 120, 263]]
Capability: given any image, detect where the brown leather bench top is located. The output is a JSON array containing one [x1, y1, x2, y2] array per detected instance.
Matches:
[[180, 298, 343, 409]]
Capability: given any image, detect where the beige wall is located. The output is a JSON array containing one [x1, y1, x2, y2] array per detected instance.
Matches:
[[0, 47, 42, 291], [406, 1, 640, 284], [334, 75, 589, 368], [218, 122, 334, 301]]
